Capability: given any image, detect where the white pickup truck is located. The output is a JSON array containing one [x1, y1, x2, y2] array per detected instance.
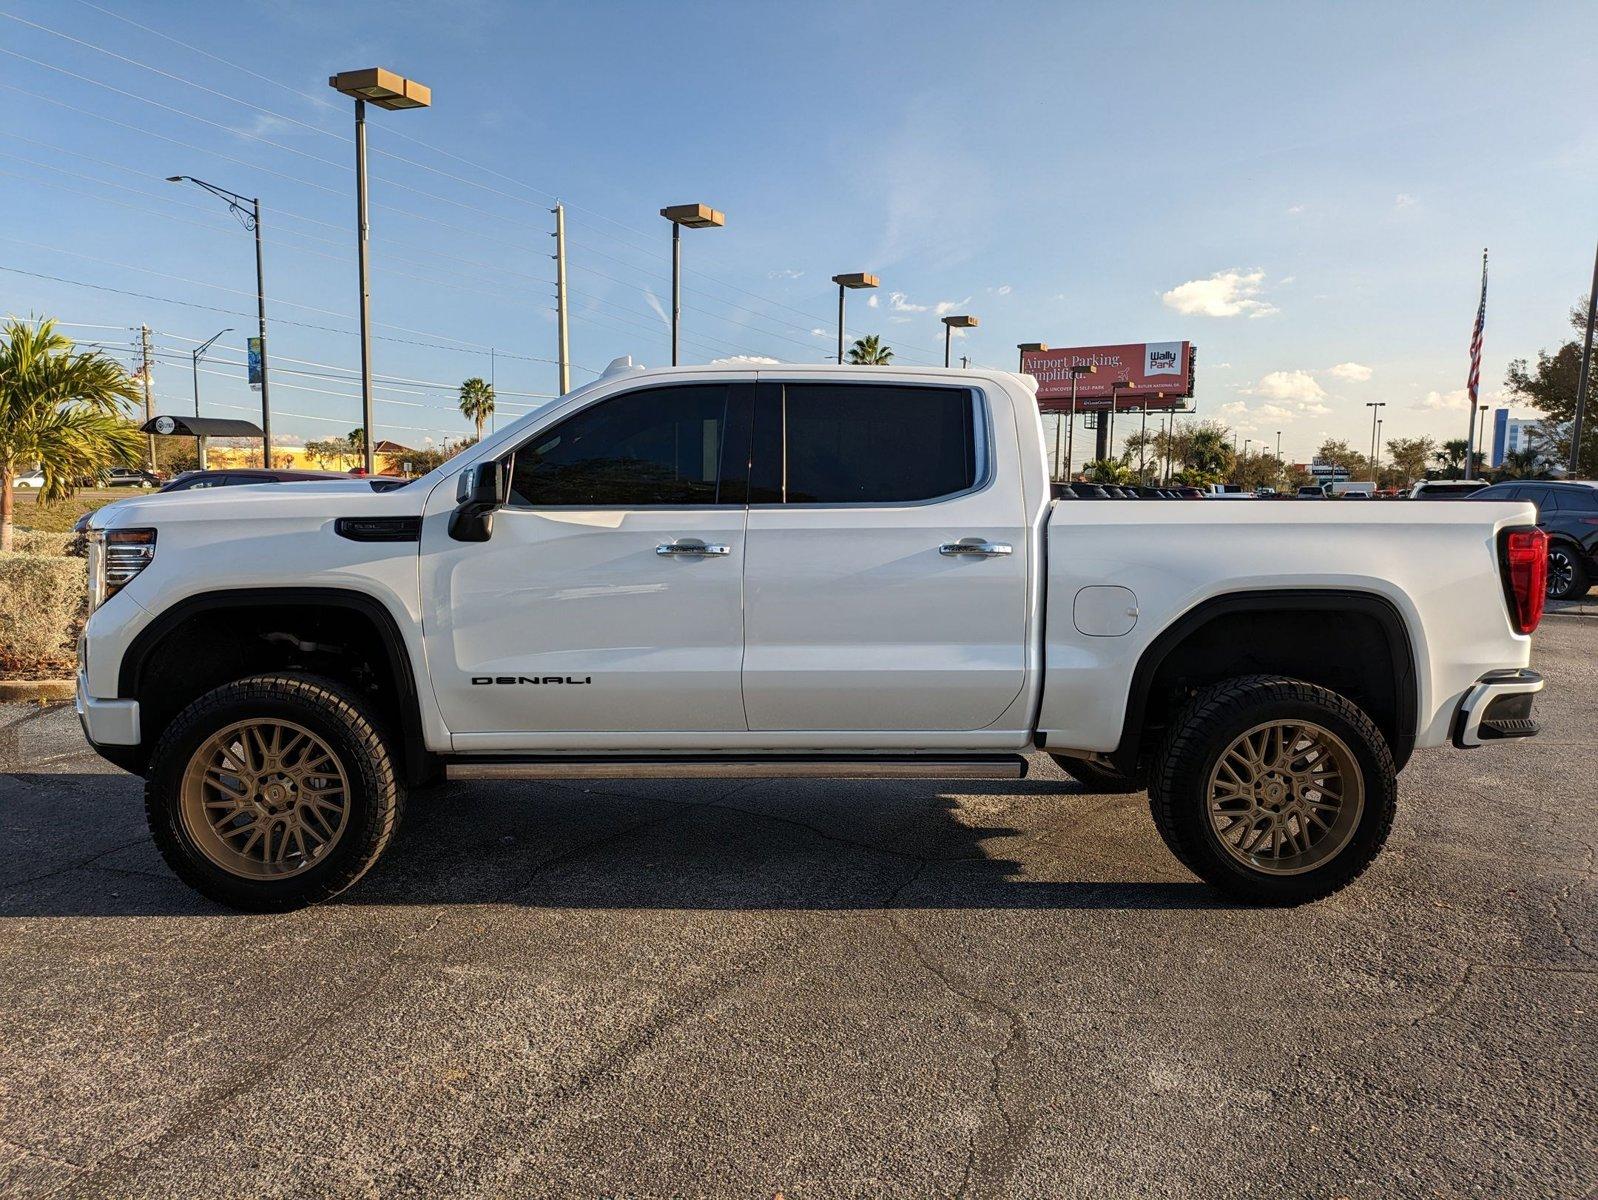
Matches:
[[78, 362, 1550, 911]]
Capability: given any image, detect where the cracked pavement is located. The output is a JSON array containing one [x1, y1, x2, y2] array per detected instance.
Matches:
[[0, 616, 1593, 1199]]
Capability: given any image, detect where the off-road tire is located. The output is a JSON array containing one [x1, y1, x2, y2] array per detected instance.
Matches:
[[1148, 675, 1396, 905], [1051, 755, 1143, 794], [1547, 542, 1590, 601], [145, 673, 403, 911]]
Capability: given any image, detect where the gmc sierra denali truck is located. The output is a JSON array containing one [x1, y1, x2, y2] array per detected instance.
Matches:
[[76, 361, 1549, 911]]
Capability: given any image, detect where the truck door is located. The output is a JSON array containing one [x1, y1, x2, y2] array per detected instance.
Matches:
[[740, 379, 1029, 731], [419, 382, 752, 745]]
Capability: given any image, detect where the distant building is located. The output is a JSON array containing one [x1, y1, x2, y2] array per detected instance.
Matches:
[[1307, 458, 1351, 482], [1490, 409, 1545, 467]]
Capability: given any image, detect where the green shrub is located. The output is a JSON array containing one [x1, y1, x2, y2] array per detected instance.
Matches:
[[0, 553, 85, 677], [10, 530, 77, 556]]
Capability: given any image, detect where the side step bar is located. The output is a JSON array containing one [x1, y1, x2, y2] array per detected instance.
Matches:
[[444, 754, 1029, 782]]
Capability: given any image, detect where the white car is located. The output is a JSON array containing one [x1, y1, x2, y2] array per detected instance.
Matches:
[[14, 470, 46, 489], [77, 361, 1549, 911]]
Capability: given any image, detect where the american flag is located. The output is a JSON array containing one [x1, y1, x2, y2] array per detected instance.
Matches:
[[1467, 249, 1488, 404]]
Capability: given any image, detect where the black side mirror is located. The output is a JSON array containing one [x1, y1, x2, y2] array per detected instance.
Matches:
[[449, 460, 506, 542]]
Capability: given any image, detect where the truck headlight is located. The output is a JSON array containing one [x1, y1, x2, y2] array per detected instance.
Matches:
[[88, 528, 156, 609]]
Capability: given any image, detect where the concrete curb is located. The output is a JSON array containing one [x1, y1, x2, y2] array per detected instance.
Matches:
[[0, 679, 74, 703]]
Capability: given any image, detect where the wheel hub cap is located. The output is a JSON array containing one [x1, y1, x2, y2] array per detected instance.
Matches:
[[1206, 719, 1365, 876], [179, 718, 351, 880]]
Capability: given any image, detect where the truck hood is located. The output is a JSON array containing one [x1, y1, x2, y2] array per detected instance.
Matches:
[[91, 477, 431, 531]]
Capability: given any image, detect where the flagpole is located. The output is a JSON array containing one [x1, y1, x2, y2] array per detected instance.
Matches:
[[1465, 248, 1487, 481]]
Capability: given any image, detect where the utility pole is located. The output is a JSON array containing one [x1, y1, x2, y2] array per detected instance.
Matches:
[[140, 324, 155, 469], [355, 97, 375, 474], [1571, 240, 1597, 477], [552, 202, 571, 394], [1366, 401, 1386, 479]]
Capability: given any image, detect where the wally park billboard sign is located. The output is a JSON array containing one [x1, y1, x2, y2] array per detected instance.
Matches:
[[1020, 342, 1195, 411]]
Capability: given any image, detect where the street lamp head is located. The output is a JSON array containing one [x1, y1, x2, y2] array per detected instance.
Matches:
[[1017, 342, 1048, 353], [942, 314, 979, 329], [661, 203, 725, 229], [329, 68, 431, 110], [1070, 363, 1097, 378], [165, 175, 186, 183], [832, 273, 879, 289]]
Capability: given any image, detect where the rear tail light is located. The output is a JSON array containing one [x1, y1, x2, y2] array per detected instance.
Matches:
[[1499, 527, 1547, 634]]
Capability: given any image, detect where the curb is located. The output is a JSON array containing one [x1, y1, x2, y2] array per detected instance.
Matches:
[[0, 679, 74, 703]]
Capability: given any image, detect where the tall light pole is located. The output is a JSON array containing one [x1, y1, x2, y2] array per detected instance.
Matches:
[[942, 314, 978, 367], [167, 176, 272, 466], [190, 327, 232, 469], [660, 204, 725, 367], [1108, 380, 1132, 462], [329, 68, 432, 474], [1478, 403, 1490, 474], [1276, 430, 1284, 489], [831, 273, 878, 364], [1018, 343, 1055, 474], [1365, 401, 1386, 478], [1376, 418, 1384, 481]]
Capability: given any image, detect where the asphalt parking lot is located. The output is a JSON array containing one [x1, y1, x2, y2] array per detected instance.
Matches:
[[1, 617, 1593, 1199]]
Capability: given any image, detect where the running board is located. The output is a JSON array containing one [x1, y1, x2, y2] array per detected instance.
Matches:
[[444, 754, 1029, 781]]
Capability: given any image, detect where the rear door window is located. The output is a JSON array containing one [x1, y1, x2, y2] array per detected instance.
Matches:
[[773, 383, 979, 505]]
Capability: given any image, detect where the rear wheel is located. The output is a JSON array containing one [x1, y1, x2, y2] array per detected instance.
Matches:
[[1148, 675, 1395, 904], [1546, 542, 1590, 601], [145, 673, 403, 911], [1051, 755, 1142, 794]]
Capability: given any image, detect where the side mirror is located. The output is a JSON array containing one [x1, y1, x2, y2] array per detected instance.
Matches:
[[449, 460, 506, 542]]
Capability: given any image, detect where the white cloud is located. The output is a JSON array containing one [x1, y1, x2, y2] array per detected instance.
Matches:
[[1161, 269, 1278, 318], [1299, 401, 1332, 417], [1251, 370, 1327, 404], [1287, 204, 1306, 215], [766, 269, 804, 280], [809, 328, 829, 339], [1395, 193, 1417, 209], [1416, 388, 1470, 411], [995, 284, 1012, 296], [1328, 361, 1373, 382], [866, 294, 879, 308], [642, 289, 669, 329], [1220, 400, 1248, 415], [887, 291, 927, 313], [1255, 403, 1296, 422], [933, 297, 971, 316]]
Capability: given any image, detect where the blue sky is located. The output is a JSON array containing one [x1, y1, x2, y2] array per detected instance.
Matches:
[[2, 0, 1594, 461]]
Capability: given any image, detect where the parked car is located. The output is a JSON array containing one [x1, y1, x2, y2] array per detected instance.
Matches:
[[1296, 486, 1327, 499], [105, 467, 162, 488], [79, 361, 1548, 912], [160, 468, 355, 493], [1410, 479, 1488, 500], [1469, 480, 1598, 599], [14, 469, 46, 489]]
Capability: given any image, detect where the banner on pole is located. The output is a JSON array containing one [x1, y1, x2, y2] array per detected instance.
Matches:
[[247, 337, 262, 391]]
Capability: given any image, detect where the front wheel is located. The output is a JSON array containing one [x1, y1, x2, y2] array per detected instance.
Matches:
[[1148, 676, 1396, 905], [145, 673, 404, 911], [1547, 543, 1590, 601]]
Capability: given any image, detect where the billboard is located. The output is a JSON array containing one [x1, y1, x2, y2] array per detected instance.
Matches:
[[1021, 342, 1194, 412]]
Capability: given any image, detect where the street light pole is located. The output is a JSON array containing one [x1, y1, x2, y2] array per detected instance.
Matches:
[[1067, 365, 1095, 479], [1365, 401, 1385, 478], [942, 314, 978, 367], [166, 176, 272, 466], [329, 68, 432, 475], [832, 273, 879, 364], [660, 204, 725, 366], [1571, 240, 1598, 477], [190, 326, 232, 469]]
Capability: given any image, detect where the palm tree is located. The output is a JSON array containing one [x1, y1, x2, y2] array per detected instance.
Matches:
[[0, 318, 144, 551], [846, 335, 893, 366], [1493, 448, 1546, 481], [458, 377, 495, 441], [1434, 438, 1470, 479]]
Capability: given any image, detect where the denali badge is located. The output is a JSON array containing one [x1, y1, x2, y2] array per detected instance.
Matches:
[[472, 676, 592, 685]]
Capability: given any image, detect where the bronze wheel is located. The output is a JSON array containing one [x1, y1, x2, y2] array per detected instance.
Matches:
[[178, 717, 352, 881]]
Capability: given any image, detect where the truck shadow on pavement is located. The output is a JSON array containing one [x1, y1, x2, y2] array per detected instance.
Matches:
[[0, 771, 1232, 917]]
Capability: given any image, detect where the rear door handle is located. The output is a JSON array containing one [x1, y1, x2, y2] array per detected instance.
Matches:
[[939, 539, 1013, 558], [656, 539, 731, 557]]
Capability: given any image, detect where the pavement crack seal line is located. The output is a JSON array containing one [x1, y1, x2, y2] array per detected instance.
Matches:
[[881, 858, 1032, 1200]]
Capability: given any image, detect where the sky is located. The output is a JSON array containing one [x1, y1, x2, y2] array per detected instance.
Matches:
[[1, 0, 1594, 464]]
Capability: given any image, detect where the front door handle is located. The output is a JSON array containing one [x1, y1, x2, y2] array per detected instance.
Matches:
[[656, 539, 731, 557], [939, 539, 1013, 558]]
